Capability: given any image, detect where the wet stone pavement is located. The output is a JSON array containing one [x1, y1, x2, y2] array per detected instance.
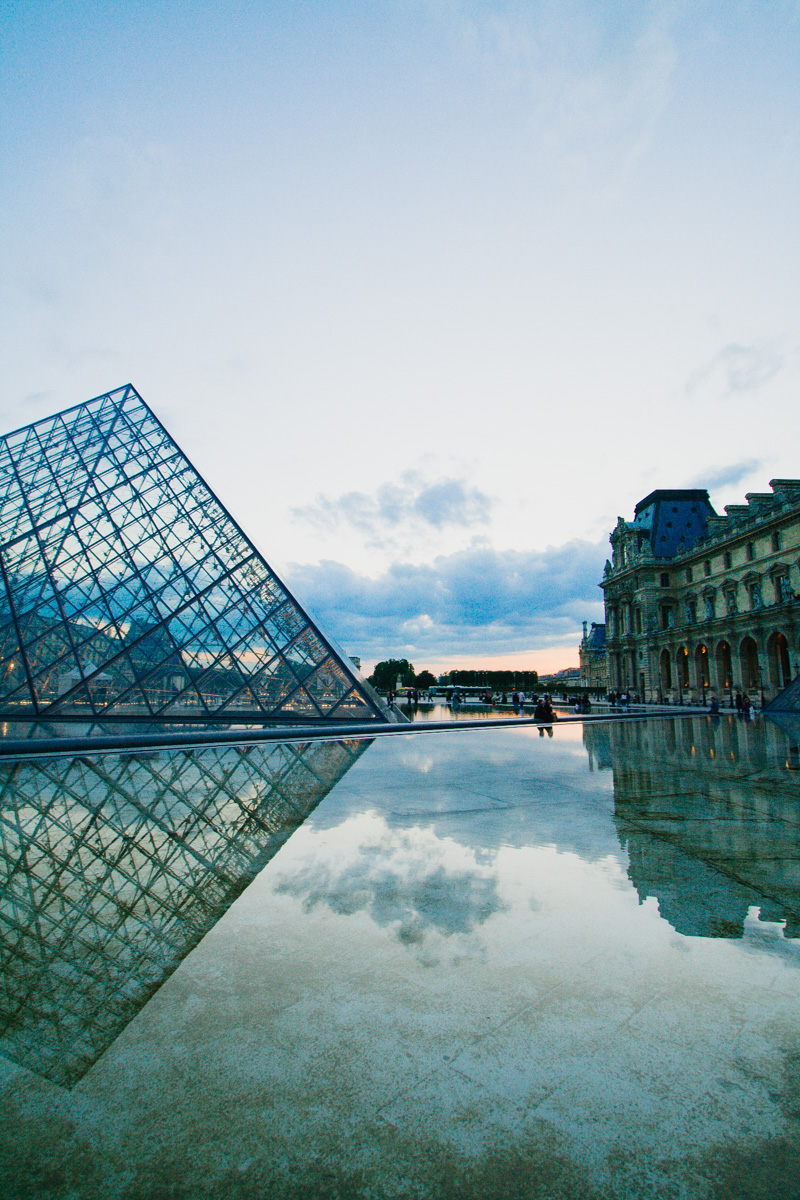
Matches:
[[1, 715, 799, 1199]]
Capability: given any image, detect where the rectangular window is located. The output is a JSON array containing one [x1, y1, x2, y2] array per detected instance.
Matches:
[[660, 572, 670, 587], [723, 551, 732, 569], [771, 531, 781, 552], [685, 567, 693, 583], [703, 560, 711, 577], [746, 541, 755, 562], [635, 608, 642, 634], [726, 591, 737, 616], [704, 595, 715, 621]]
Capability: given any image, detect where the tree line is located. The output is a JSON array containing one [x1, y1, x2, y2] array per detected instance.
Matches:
[[368, 659, 538, 692]]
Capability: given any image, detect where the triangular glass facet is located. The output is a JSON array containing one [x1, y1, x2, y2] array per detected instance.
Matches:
[[0, 385, 384, 722]]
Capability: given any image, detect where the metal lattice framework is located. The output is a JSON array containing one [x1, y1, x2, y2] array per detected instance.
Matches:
[[0, 385, 385, 722], [0, 737, 368, 1087], [764, 674, 800, 713]]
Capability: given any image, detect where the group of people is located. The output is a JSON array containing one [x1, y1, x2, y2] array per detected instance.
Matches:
[[607, 691, 639, 706], [448, 689, 559, 721], [706, 692, 755, 718]]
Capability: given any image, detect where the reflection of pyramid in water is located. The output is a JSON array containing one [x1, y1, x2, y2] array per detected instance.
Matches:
[[0, 384, 385, 722], [0, 738, 369, 1087]]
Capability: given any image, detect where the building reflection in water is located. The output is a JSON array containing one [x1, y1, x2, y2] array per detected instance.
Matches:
[[583, 714, 800, 940], [0, 738, 369, 1088]]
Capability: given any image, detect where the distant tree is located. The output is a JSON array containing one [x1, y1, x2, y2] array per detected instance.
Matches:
[[414, 669, 437, 690], [368, 658, 415, 690]]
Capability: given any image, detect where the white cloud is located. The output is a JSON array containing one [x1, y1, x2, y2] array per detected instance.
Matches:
[[686, 340, 787, 398], [292, 471, 493, 543], [432, 0, 680, 191], [686, 459, 762, 492]]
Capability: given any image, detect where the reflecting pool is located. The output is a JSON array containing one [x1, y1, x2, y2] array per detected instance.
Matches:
[[1, 716, 799, 1199], [406, 700, 523, 721]]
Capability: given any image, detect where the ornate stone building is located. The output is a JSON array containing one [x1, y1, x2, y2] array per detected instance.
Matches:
[[601, 480, 800, 704], [579, 621, 606, 690]]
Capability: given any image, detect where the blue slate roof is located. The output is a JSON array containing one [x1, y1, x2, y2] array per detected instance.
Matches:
[[632, 489, 716, 558]]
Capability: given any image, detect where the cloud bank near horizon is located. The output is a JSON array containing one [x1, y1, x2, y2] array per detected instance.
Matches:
[[286, 537, 607, 666]]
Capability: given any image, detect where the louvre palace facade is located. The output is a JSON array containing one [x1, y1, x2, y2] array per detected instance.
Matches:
[[601, 480, 800, 704]]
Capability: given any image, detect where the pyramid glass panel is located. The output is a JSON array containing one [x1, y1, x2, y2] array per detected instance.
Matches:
[[0, 385, 385, 722]]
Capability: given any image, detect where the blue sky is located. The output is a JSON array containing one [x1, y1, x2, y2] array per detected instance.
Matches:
[[2, 1, 799, 673]]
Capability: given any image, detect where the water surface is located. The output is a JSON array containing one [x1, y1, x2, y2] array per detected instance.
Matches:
[[1, 716, 798, 1199]]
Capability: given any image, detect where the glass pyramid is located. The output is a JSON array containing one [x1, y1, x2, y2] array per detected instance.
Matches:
[[0, 737, 369, 1086], [764, 674, 800, 713], [0, 385, 385, 723]]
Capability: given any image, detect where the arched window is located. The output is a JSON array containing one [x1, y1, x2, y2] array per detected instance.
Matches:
[[767, 632, 791, 689], [715, 641, 732, 689], [659, 648, 672, 690], [695, 644, 709, 689], [739, 637, 760, 691], [676, 646, 690, 688]]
